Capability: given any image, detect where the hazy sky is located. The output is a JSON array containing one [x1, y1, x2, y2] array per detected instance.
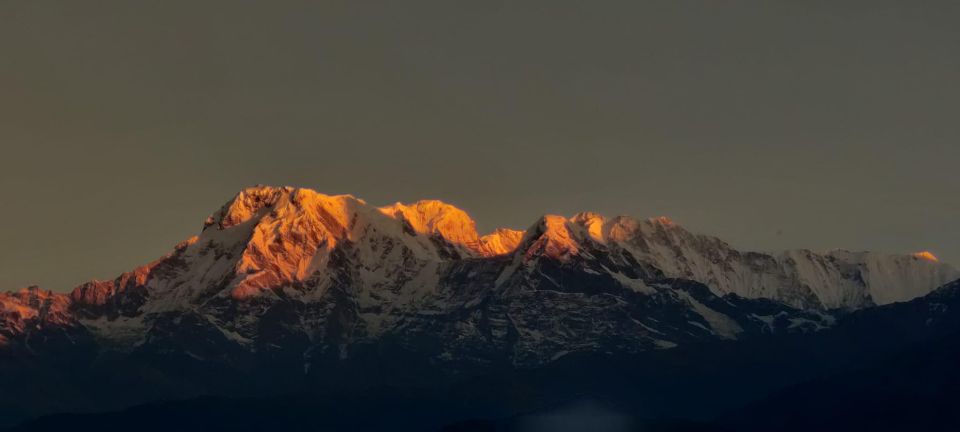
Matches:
[[1, 1, 958, 291]]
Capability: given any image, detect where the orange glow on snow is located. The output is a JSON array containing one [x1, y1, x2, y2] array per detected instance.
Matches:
[[913, 251, 939, 262], [652, 216, 675, 226]]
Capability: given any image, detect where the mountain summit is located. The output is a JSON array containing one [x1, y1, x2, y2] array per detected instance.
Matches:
[[0, 185, 958, 428], [90, 185, 956, 308], [3, 185, 956, 347]]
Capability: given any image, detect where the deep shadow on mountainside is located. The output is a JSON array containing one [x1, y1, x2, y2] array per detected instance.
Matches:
[[2, 187, 959, 430], [7, 279, 960, 432], [722, 331, 960, 432]]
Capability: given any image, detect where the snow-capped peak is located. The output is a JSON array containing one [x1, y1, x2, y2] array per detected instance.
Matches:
[[1, 186, 957, 375], [378, 200, 482, 253], [570, 212, 606, 243], [3, 186, 957, 328], [913, 251, 940, 262], [517, 215, 585, 261], [478, 228, 525, 256], [515, 211, 957, 309]]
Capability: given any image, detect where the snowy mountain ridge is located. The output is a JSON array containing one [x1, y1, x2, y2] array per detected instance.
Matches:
[[179, 186, 956, 308], [0, 186, 956, 365]]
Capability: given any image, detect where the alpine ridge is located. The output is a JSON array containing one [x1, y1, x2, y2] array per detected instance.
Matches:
[[2, 185, 956, 353], [1, 185, 958, 429]]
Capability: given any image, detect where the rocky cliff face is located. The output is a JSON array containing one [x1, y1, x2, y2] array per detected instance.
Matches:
[[0, 186, 956, 368]]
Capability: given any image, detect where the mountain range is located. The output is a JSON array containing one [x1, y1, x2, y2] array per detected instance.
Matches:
[[2, 185, 958, 431]]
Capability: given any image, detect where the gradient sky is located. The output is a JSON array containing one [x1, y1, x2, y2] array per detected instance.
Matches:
[[2, 1, 958, 291]]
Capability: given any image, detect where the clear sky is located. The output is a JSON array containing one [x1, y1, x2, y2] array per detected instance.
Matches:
[[1, 1, 958, 291]]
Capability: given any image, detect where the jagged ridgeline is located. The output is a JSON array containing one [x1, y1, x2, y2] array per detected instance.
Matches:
[[2, 186, 956, 360], [1, 186, 958, 429]]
